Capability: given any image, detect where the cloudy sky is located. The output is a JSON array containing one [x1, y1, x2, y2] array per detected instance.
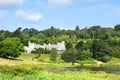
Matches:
[[0, 0, 120, 31]]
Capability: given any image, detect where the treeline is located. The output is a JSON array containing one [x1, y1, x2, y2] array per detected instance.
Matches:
[[0, 24, 120, 45], [0, 24, 120, 62]]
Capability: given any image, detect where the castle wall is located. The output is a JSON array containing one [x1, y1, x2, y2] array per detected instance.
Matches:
[[24, 41, 66, 53]]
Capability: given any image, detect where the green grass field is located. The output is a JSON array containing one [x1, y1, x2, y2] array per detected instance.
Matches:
[[0, 53, 120, 80]]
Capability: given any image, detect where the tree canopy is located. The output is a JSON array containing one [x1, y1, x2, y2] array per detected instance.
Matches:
[[1, 24, 120, 62], [0, 37, 24, 58]]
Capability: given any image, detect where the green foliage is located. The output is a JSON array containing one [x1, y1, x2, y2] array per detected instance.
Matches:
[[30, 37, 38, 43], [61, 49, 76, 65], [92, 40, 112, 62], [37, 57, 47, 62], [29, 28, 39, 37], [31, 48, 45, 59], [114, 24, 120, 31], [0, 37, 24, 58], [50, 48, 58, 61], [12, 27, 22, 38], [65, 42, 72, 50], [0, 30, 12, 41], [31, 48, 45, 54], [110, 57, 120, 63], [21, 34, 30, 46], [77, 49, 93, 60], [111, 46, 120, 58], [75, 41, 84, 51], [75, 25, 80, 31], [2, 25, 120, 63], [78, 59, 97, 66]]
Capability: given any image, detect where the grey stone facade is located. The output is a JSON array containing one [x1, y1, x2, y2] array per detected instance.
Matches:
[[24, 41, 66, 53]]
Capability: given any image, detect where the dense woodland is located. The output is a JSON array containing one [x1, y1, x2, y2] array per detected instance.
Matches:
[[1, 24, 120, 63]]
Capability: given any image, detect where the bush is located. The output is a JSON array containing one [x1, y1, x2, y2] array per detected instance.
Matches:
[[37, 57, 47, 62], [101, 56, 111, 62]]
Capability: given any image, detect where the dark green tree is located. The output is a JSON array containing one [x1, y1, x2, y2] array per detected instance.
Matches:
[[65, 42, 73, 50], [75, 25, 80, 31], [22, 28, 29, 34], [111, 46, 120, 58], [61, 49, 76, 65], [66, 30, 75, 37], [114, 24, 120, 31], [12, 27, 22, 38], [0, 37, 24, 58], [0, 30, 12, 41], [29, 28, 39, 37], [0, 30, 6, 41], [50, 48, 57, 61], [76, 49, 93, 60], [92, 40, 112, 62], [75, 41, 84, 51], [31, 48, 45, 57]]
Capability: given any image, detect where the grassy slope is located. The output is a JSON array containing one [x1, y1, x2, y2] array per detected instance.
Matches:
[[0, 53, 120, 80]]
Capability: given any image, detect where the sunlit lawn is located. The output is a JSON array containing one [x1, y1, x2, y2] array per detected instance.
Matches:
[[0, 53, 120, 80]]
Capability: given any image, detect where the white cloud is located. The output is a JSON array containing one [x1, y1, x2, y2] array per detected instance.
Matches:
[[48, 0, 73, 7], [0, 0, 23, 8], [16, 10, 42, 22]]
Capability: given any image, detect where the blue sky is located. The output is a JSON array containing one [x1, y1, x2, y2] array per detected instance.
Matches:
[[0, 0, 120, 31]]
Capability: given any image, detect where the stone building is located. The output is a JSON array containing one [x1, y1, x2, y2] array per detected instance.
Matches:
[[24, 41, 66, 53]]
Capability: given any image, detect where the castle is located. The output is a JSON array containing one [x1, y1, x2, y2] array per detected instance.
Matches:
[[24, 41, 66, 53]]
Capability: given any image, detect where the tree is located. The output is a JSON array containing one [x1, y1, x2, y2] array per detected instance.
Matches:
[[92, 40, 112, 62], [111, 46, 120, 58], [114, 24, 120, 31], [0, 30, 6, 41], [50, 48, 57, 61], [76, 49, 93, 60], [66, 30, 75, 37], [22, 28, 29, 34], [75, 25, 80, 31], [0, 37, 24, 58], [12, 27, 22, 38], [29, 28, 39, 37], [65, 42, 73, 50], [75, 41, 84, 51], [31, 48, 45, 57], [61, 49, 76, 65], [89, 26, 101, 39], [0, 30, 12, 41]]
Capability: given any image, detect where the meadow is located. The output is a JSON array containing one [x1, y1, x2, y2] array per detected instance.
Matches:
[[0, 53, 120, 80]]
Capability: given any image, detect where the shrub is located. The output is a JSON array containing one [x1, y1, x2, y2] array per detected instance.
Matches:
[[37, 57, 47, 62]]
